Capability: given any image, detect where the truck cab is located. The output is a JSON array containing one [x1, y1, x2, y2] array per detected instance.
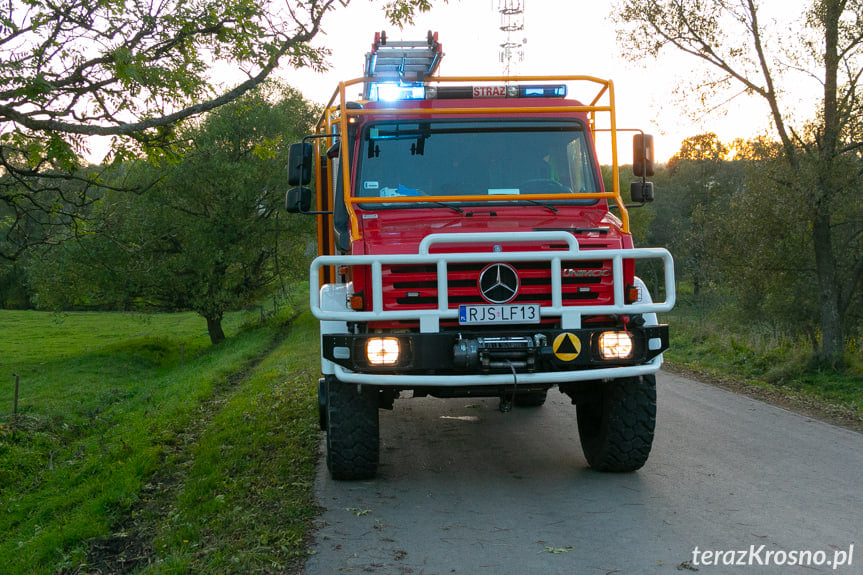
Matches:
[[287, 32, 675, 479]]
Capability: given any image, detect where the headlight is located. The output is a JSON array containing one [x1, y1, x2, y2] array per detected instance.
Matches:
[[598, 331, 633, 360], [367, 337, 400, 365]]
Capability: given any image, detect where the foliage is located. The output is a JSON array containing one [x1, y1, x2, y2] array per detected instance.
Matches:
[[644, 132, 862, 366], [0, 0, 327, 258], [27, 82, 318, 343], [614, 0, 863, 365], [382, 0, 447, 25], [0, 258, 30, 308], [654, 134, 746, 296], [0, 0, 442, 259]]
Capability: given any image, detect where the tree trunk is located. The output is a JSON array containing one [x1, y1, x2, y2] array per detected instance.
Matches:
[[206, 314, 226, 345], [811, 0, 844, 367], [811, 202, 844, 366]]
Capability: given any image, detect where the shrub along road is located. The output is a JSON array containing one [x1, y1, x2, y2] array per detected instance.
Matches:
[[305, 371, 862, 574]]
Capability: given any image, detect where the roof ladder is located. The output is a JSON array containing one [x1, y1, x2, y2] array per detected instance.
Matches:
[[363, 31, 443, 99]]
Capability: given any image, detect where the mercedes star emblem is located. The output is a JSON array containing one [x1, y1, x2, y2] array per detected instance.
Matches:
[[478, 263, 520, 304]]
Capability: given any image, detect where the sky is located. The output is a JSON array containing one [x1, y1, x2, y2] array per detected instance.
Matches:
[[277, 0, 792, 164]]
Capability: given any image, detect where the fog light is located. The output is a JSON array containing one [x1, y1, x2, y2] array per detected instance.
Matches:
[[367, 337, 400, 365], [599, 331, 633, 360]]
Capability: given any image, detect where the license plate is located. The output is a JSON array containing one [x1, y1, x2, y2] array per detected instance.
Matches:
[[458, 304, 541, 325]]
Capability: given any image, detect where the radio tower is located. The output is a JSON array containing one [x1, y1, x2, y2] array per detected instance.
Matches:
[[497, 0, 525, 76]]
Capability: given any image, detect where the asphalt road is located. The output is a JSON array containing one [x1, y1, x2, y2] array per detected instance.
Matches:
[[304, 371, 862, 574]]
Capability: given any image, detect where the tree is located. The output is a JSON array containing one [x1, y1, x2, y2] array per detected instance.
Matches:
[[658, 134, 743, 297], [668, 133, 729, 169], [615, 0, 863, 365], [0, 0, 442, 259], [29, 82, 318, 343], [713, 140, 828, 347]]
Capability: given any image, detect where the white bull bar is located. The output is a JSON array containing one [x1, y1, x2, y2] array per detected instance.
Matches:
[[310, 231, 675, 386]]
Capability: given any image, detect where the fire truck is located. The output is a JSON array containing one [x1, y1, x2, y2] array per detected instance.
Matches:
[[286, 32, 675, 479]]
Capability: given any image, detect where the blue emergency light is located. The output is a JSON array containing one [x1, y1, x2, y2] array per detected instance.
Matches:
[[368, 83, 426, 102], [519, 85, 567, 98]]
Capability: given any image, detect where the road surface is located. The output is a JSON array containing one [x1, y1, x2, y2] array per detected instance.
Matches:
[[304, 371, 862, 574]]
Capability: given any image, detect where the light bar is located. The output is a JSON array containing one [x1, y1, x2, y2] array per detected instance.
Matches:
[[368, 83, 568, 102], [424, 84, 567, 100], [368, 82, 425, 102]]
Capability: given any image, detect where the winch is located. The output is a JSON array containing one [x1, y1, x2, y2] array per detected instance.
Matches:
[[453, 335, 541, 372]]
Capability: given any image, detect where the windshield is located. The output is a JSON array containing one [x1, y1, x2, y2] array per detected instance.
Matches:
[[356, 119, 599, 204]]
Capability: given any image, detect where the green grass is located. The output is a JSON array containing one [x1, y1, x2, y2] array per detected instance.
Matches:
[[663, 305, 863, 420], [0, 300, 321, 574], [140, 312, 320, 573], [0, 309, 246, 368]]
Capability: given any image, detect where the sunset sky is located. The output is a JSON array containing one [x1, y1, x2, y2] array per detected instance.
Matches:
[[281, 0, 818, 164]]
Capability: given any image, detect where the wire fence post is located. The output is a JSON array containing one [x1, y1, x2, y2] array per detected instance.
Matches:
[[13, 373, 19, 415]]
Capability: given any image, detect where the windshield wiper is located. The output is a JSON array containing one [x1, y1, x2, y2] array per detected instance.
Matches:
[[429, 201, 464, 214], [398, 200, 463, 213], [522, 199, 558, 213]]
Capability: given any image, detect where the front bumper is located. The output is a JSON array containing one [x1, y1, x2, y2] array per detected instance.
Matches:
[[323, 325, 668, 387]]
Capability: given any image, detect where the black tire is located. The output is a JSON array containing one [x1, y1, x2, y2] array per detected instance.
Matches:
[[513, 390, 548, 407], [317, 378, 328, 431], [576, 375, 656, 472], [325, 376, 380, 480]]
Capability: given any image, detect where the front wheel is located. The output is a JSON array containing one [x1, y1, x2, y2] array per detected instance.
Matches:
[[325, 376, 380, 480], [576, 375, 656, 472]]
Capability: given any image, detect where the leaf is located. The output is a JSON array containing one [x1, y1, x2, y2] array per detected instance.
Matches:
[[541, 545, 573, 554]]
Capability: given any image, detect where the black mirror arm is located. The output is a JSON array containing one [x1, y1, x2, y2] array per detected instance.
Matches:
[[297, 204, 333, 216]]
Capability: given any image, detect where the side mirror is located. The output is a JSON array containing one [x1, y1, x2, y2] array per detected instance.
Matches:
[[287, 142, 313, 186], [285, 187, 312, 213], [630, 181, 655, 203], [633, 134, 655, 178]]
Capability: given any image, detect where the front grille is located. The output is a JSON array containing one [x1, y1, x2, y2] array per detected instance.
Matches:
[[383, 260, 613, 309]]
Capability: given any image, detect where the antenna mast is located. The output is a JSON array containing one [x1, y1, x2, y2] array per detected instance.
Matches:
[[497, 0, 525, 76]]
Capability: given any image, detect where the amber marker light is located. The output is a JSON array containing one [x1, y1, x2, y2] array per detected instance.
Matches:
[[349, 293, 364, 310]]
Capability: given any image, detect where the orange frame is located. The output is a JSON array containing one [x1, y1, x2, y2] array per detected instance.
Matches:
[[312, 75, 626, 260]]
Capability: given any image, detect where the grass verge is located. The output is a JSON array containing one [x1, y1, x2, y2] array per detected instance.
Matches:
[[0, 301, 320, 574], [135, 311, 320, 573], [664, 306, 863, 432]]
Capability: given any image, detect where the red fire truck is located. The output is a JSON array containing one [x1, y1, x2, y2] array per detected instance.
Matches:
[[287, 32, 675, 479]]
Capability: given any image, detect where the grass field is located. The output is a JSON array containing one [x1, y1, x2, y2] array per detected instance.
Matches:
[[663, 305, 863, 428], [0, 303, 320, 574]]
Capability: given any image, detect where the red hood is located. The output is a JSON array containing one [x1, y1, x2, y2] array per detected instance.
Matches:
[[356, 206, 626, 255]]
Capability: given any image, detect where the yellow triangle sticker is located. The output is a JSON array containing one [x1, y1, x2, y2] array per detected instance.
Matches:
[[553, 333, 581, 362]]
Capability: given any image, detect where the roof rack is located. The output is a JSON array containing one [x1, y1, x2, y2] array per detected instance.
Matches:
[[363, 31, 443, 99]]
